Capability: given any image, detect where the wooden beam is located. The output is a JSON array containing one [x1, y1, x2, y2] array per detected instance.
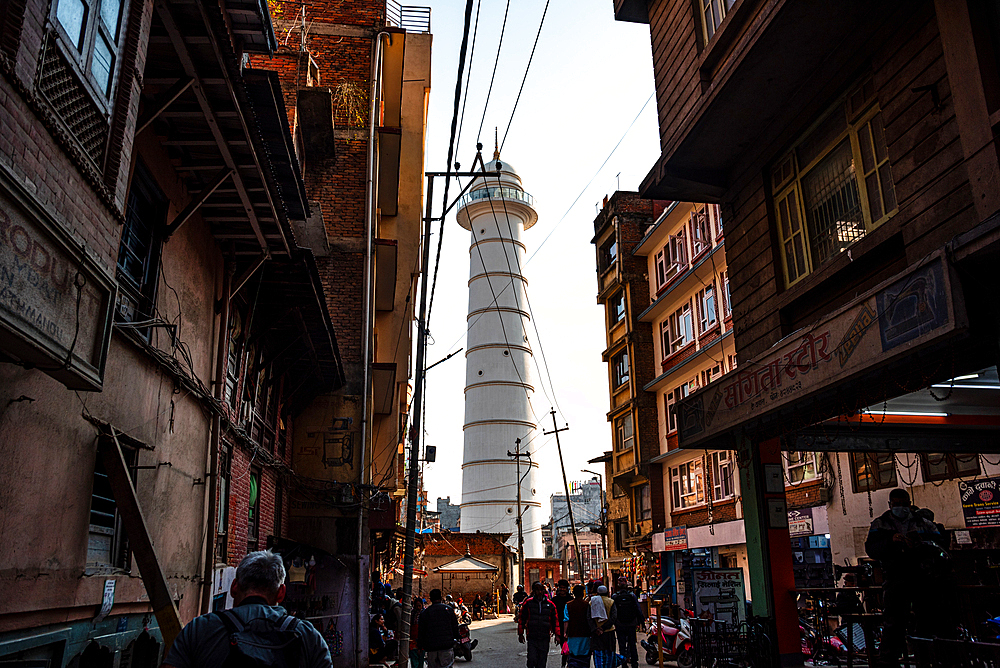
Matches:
[[164, 168, 233, 239], [99, 431, 183, 653], [137, 76, 194, 135], [232, 253, 268, 296]]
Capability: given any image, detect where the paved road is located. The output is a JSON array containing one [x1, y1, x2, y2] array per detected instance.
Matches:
[[460, 616, 673, 668], [462, 615, 561, 668]]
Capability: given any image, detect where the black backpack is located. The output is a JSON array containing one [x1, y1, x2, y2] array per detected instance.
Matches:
[[215, 609, 305, 668], [614, 593, 640, 627]]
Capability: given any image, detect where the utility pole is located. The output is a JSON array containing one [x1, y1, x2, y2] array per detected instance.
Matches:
[[582, 469, 610, 585], [545, 408, 584, 581], [508, 439, 528, 588]]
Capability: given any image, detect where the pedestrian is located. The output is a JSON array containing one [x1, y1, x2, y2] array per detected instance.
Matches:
[[513, 584, 528, 607], [518, 581, 561, 668], [418, 589, 460, 668], [370, 613, 399, 665], [501, 583, 510, 613], [612, 577, 641, 668], [163, 550, 332, 668], [472, 594, 485, 621], [410, 596, 426, 668], [563, 584, 597, 668], [592, 586, 616, 668], [552, 579, 574, 668], [865, 488, 957, 667]]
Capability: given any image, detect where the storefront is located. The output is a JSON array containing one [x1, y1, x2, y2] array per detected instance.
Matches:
[[787, 506, 833, 589]]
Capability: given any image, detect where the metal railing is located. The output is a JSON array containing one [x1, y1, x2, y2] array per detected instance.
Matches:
[[386, 1, 431, 33], [458, 187, 535, 209]]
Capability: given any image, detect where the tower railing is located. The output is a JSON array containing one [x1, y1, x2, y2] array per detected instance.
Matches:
[[458, 187, 535, 209]]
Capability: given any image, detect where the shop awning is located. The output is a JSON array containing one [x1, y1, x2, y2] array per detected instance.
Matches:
[[434, 556, 498, 573]]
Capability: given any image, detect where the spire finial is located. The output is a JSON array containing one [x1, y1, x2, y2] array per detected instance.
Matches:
[[494, 128, 500, 161]]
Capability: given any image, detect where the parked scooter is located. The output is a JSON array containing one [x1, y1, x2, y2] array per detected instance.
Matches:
[[799, 617, 847, 664], [455, 602, 473, 626], [641, 612, 695, 668], [454, 621, 478, 661]]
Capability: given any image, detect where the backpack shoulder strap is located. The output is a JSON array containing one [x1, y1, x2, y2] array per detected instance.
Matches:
[[215, 609, 246, 634], [278, 615, 299, 632]]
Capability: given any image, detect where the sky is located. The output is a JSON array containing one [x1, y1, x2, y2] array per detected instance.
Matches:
[[416, 0, 660, 531]]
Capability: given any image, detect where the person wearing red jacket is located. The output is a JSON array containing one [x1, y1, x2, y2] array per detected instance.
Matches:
[[518, 582, 561, 668]]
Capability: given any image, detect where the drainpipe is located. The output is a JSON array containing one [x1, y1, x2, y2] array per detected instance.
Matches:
[[357, 28, 389, 667], [201, 257, 234, 614]]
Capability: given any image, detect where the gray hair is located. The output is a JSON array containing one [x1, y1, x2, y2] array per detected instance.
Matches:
[[236, 550, 286, 595]]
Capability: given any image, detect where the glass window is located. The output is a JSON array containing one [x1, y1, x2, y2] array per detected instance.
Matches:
[[668, 302, 694, 353], [609, 291, 625, 326], [701, 364, 722, 386], [56, 0, 87, 48], [711, 451, 734, 500], [920, 453, 980, 482], [671, 459, 704, 510], [600, 237, 618, 273], [773, 85, 897, 286], [53, 0, 126, 100], [697, 284, 717, 334], [700, 0, 736, 42], [635, 484, 652, 521], [691, 206, 712, 257], [786, 451, 818, 484], [115, 165, 164, 339], [666, 379, 697, 433], [654, 248, 668, 290], [615, 414, 634, 453], [612, 350, 630, 388], [850, 452, 897, 492]]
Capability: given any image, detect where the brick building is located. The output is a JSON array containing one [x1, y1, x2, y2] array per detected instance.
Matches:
[[614, 0, 1000, 660], [0, 0, 343, 664], [590, 192, 668, 587]]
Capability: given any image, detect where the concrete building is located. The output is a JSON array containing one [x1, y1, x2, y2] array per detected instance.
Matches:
[[437, 496, 461, 531], [0, 0, 342, 663], [457, 154, 543, 558], [557, 530, 606, 584], [549, 478, 604, 560]]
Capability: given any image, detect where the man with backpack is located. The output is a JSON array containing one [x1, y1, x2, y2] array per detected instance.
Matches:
[[612, 577, 642, 668], [418, 589, 460, 668], [164, 550, 332, 668]]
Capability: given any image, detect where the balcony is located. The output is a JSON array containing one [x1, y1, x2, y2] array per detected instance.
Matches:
[[458, 186, 535, 209], [385, 1, 431, 33]]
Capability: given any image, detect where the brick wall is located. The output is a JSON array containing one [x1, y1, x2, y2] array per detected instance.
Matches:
[[785, 479, 826, 510]]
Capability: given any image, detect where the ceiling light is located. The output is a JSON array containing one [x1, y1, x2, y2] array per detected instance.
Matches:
[[931, 384, 1000, 390], [863, 409, 949, 417]]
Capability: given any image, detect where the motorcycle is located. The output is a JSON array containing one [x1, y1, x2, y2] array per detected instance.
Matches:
[[454, 621, 479, 661], [454, 602, 472, 626], [641, 613, 695, 668], [799, 617, 847, 665]]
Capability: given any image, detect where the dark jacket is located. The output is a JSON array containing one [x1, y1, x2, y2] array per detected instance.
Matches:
[[611, 590, 641, 628], [417, 602, 460, 651], [518, 595, 560, 639], [552, 594, 573, 627], [865, 507, 943, 579]]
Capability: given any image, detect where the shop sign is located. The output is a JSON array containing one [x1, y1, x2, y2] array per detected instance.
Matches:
[[0, 169, 115, 390], [692, 569, 745, 626], [678, 252, 964, 449], [960, 477, 1000, 527], [653, 526, 688, 552], [787, 508, 814, 537]]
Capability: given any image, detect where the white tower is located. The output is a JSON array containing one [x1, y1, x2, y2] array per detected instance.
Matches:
[[457, 152, 542, 558]]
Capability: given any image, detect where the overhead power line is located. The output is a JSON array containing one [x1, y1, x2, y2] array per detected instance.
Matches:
[[499, 0, 551, 153]]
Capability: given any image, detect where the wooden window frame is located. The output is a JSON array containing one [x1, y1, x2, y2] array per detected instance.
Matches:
[[609, 290, 625, 327], [634, 484, 652, 522], [850, 452, 897, 493], [614, 413, 634, 453], [48, 0, 128, 110], [701, 363, 722, 387], [88, 444, 137, 571], [668, 301, 694, 354], [711, 451, 734, 501], [698, 0, 736, 45], [654, 248, 668, 290], [690, 206, 712, 259], [920, 453, 981, 482], [115, 162, 164, 339], [670, 458, 705, 510], [696, 283, 718, 335], [785, 451, 818, 484], [773, 83, 898, 287], [611, 349, 630, 388]]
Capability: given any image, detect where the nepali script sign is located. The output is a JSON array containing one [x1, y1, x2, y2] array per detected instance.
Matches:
[[693, 569, 745, 627], [678, 251, 964, 449], [961, 477, 1000, 528]]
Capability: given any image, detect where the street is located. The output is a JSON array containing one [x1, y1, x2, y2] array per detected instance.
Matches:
[[460, 617, 676, 668]]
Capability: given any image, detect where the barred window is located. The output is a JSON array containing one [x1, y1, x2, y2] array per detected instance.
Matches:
[[772, 79, 897, 286]]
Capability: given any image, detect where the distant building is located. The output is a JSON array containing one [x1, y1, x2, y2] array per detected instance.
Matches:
[[437, 496, 461, 531], [549, 478, 604, 559]]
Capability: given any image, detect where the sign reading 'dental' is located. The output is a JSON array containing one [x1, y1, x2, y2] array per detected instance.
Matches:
[[961, 477, 1000, 528], [692, 569, 745, 627], [653, 527, 688, 552]]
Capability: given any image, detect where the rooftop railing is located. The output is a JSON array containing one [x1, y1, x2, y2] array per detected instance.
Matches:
[[386, 1, 431, 33]]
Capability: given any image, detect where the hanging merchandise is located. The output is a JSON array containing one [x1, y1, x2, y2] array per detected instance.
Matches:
[[325, 620, 344, 657]]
